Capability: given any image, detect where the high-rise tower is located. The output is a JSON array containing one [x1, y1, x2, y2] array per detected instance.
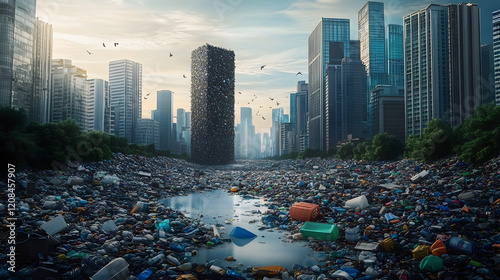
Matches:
[[191, 44, 235, 165], [109, 59, 142, 144]]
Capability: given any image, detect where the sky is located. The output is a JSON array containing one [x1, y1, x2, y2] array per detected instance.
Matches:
[[36, 0, 500, 135]]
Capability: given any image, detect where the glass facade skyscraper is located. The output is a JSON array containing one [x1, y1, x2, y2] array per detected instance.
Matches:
[[387, 24, 404, 90], [404, 3, 482, 137], [0, 0, 36, 116], [152, 90, 173, 151], [494, 10, 500, 106], [32, 18, 53, 124], [358, 1, 387, 90], [308, 18, 350, 151], [109, 59, 143, 144]]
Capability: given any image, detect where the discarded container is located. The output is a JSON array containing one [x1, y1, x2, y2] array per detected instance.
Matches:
[[300, 221, 339, 241], [380, 238, 395, 252], [91, 257, 129, 280], [40, 215, 67, 235], [449, 237, 475, 255], [419, 255, 444, 272], [344, 195, 369, 210], [355, 241, 380, 251], [101, 175, 120, 185], [430, 239, 446, 256], [289, 202, 320, 221], [458, 191, 475, 201], [345, 226, 360, 242], [136, 201, 149, 212], [252, 266, 287, 277], [101, 220, 117, 233], [66, 176, 84, 186], [411, 170, 429, 182], [137, 268, 153, 280], [412, 245, 430, 260]]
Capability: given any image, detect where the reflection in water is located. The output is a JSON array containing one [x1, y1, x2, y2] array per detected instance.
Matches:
[[159, 190, 325, 270]]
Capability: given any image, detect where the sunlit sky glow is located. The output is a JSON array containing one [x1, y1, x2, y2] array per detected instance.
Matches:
[[36, 0, 499, 134]]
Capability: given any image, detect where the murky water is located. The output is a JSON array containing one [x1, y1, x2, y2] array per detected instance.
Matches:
[[159, 189, 326, 271]]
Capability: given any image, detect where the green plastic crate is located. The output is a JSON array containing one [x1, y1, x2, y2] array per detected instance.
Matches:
[[300, 221, 339, 241]]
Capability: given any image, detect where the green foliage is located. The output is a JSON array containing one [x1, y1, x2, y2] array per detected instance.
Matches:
[[454, 103, 500, 163], [298, 148, 323, 159], [337, 143, 354, 160], [354, 141, 370, 161], [353, 133, 403, 161], [404, 119, 453, 162], [0, 107, 192, 172]]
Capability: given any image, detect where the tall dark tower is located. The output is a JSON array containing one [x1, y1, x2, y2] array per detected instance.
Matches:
[[191, 44, 235, 165]]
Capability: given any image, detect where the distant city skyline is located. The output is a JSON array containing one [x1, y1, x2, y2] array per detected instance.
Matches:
[[36, 0, 500, 134]]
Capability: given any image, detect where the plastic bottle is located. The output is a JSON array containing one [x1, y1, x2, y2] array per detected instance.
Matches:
[[147, 253, 165, 266], [137, 268, 153, 280], [176, 262, 193, 271], [209, 265, 225, 275]]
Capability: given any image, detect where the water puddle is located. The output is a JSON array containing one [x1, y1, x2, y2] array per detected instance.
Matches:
[[159, 189, 325, 270]]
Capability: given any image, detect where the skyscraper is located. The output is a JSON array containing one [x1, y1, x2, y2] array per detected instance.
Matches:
[[290, 93, 297, 125], [481, 44, 495, 105], [238, 107, 255, 159], [358, 1, 387, 90], [308, 18, 350, 151], [387, 24, 404, 90], [271, 107, 284, 156], [404, 3, 482, 137], [295, 81, 309, 153], [494, 9, 500, 106], [176, 108, 186, 141], [191, 44, 235, 165], [152, 90, 173, 151], [135, 119, 160, 149], [87, 79, 110, 132], [342, 58, 368, 141], [370, 85, 404, 143], [32, 19, 53, 123], [0, 0, 36, 117], [51, 59, 88, 127], [109, 59, 142, 144]]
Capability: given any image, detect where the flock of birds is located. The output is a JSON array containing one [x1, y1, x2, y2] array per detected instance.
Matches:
[[86, 43, 304, 121]]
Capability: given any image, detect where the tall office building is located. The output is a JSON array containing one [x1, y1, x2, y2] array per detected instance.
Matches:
[[176, 108, 185, 141], [0, 0, 36, 117], [308, 18, 350, 151], [494, 10, 500, 106], [87, 79, 110, 132], [109, 59, 142, 144], [135, 119, 160, 148], [404, 3, 482, 137], [370, 85, 404, 143], [279, 122, 296, 156], [152, 90, 173, 151], [387, 24, 404, 90], [290, 93, 297, 125], [191, 44, 235, 165], [359, 1, 387, 90], [238, 107, 255, 159], [342, 58, 368, 141], [271, 107, 284, 156], [325, 41, 345, 149], [51, 59, 88, 127], [481, 44, 495, 104], [32, 19, 53, 123], [295, 81, 309, 153]]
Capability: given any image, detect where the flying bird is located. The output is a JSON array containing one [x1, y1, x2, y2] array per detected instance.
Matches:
[[269, 97, 274, 101], [87, 50, 93, 55], [262, 117, 266, 120], [114, 43, 119, 47], [277, 102, 280, 106], [238, 92, 242, 94], [183, 75, 187, 78], [296, 72, 303, 76], [144, 97, 148, 100], [261, 65, 266, 70], [103, 43, 106, 47], [170, 53, 173, 57], [146, 93, 151, 96]]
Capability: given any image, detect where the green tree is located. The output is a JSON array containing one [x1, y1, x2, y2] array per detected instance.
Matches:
[[337, 143, 354, 160], [354, 141, 370, 160], [454, 103, 500, 163], [404, 119, 453, 162], [366, 133, 403, 161], [0, 107, 36, 172]]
